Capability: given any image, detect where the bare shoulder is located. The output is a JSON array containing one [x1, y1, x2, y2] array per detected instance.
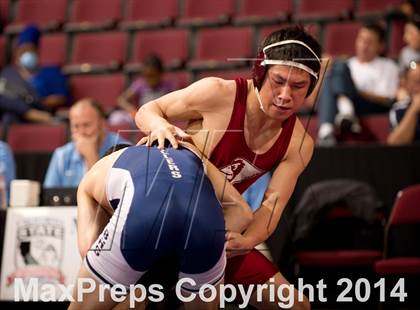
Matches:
[[197, 76, 236, 91], [195, 77, 236, 98], [90, 149, 125, 177], [286, 117, 314, 167], [190, 77, 237, 112], [81, 148, 126, 202]]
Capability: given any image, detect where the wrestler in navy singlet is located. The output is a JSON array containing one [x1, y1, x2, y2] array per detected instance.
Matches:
[[85, 145, 226, 292]]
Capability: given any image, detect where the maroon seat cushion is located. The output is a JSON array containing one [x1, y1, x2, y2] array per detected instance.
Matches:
[[297, 250, 382, 266], [375, 257, 420, 275]]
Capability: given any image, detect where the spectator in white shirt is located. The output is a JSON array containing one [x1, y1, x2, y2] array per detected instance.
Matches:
[[317, 23, 399, 146]]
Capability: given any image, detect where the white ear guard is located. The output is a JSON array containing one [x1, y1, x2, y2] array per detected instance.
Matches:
[[261, 39, 321, 79]]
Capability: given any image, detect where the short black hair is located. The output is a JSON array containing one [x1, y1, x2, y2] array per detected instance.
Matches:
[[262, 25, 322, 78], [407, 14, 420, 30], [261, 25, 322, 96], [143, 54, 163, 72], [362, 22, 386, 42], [82, 97, 107, 119], [102, 143, 131, 158]]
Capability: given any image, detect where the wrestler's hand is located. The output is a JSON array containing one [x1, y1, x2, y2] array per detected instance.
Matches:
[[137, 124, 191, 149], [225, 231, 252, 259]]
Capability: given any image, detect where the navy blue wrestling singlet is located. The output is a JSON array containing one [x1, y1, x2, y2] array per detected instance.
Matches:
[[85, 145, 226, 292]]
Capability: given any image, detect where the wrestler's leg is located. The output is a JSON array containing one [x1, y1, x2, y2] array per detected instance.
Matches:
[[249, 271, 310, 310], [68, 264, 117, 310], [181, 283, 221, 310], [111, 289, 147, 310]]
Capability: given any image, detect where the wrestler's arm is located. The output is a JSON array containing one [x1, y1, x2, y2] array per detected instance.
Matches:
[[76, 153, 118, 257], [203, 157, 253, 233], [227, 130, 314, 252], [135, 77, 226, 148], [178, 140, 253, 233]]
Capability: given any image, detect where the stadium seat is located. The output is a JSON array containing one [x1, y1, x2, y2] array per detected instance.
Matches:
[[197, 68, 251, 80], [234, 0, 292, 25], [64, 32, 127, 74], [189, 27, 253, 70], [335, 114, 390, 144], [375, 184, 420, 276], [388, 20, 405, 59], [259, 24, 320, 45], [0, 0, 10, 28], [69, 74, 126, 112], [178, 0, 235, 27], [39, 33, 67, 66], [359, 114, 390, 144], [324, 22, 362, 57], [296, 0, 354, 21], [0, 35, 6, 67], [7, 123, 67, 153], [4, 0, 67, 34], [164, 71, 192, 89], [297, 250, 383, 267], [65, 0, 122, 32], [125, 29, 189, 72], [356, 0, 403, 19], [294, 198, 383, 272], [119, 0, 178, 30]]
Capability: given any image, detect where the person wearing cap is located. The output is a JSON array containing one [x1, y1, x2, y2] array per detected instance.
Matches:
[[388, 60, 420, 145], [135, 25, 318, 309], [0, 25, 70, 130], [316, 22, 399, 146]]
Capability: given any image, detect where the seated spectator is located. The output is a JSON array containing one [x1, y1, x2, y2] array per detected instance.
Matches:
[[400, 0, 420, 18], [109, 54, 174, 127], [388, 60, 420, 145], [0, 25, 70, 132], [399, 15, 420, 74], [44, 98, 131, 188], [0, 141, 15, 207], [317, 23, 399, 146]]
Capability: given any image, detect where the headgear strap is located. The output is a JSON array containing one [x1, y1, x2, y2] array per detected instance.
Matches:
[[261, 39, 321, 79]]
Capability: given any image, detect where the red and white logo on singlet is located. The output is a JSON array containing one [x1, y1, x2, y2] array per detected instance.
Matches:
[[220, 158, 264, 184]]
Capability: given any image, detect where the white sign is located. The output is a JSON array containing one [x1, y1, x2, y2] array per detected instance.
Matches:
[[0, 207, 81, 301]]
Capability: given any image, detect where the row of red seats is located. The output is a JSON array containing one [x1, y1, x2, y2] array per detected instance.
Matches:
[[5, 122, 146, 153], [0, 0, 404, 34], [300, 114, 390, 144], [69, 69, 251, 111], [296, 184, 420, 281], [5, 113, 390, 154], [0, 20, 405, 72]]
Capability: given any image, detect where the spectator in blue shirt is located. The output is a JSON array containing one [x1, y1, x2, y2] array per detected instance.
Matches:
[[388, 60, 420, 145], [0, 141, 16, 206], [44, 98, 131, 188], [0, 25, 70, 133]]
